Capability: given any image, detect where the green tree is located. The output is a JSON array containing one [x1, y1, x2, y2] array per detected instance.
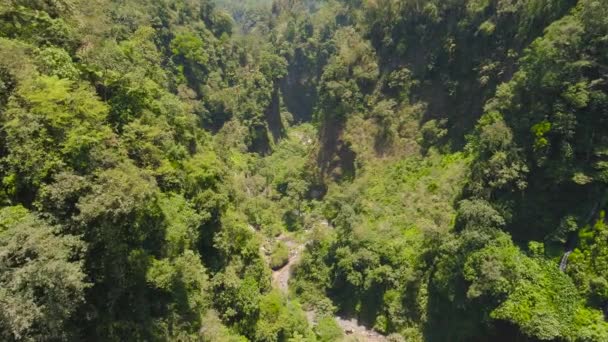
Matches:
[[0, 206, 88, 341]]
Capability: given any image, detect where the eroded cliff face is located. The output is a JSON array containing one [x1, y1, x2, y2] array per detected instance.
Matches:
[[280, 46, 319, 123]]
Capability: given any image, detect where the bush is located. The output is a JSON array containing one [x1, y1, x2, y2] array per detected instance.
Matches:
[[270, 241, 289, 270], [315, 316, 343, 342]]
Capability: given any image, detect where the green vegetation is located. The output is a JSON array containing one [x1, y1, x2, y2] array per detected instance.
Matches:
[[314, 316, 343, 342], [1, 0, 608, 341], [270, 241, 289, 270]]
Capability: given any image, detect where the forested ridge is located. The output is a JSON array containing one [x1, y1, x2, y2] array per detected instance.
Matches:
[[1, 0, 608, 341]]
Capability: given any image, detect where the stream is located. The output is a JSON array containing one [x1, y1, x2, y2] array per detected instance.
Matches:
[[559, 251, 572, 272], [268, 229, 388, 340]]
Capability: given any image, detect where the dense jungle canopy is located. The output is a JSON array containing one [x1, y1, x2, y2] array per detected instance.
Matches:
[[1, 0, 608, 341]]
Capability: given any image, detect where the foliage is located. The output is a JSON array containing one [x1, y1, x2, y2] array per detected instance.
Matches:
[[0, 206, 88, 341], [270, 241, 290, 270], [315, 316, 343, 342], [2, 0, 608, 341]]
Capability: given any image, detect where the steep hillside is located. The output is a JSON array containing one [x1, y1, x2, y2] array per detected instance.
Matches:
[[1, 0, 608, 341]]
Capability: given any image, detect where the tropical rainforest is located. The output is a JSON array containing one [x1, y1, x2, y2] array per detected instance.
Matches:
[[1, 0, 608, 341]]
